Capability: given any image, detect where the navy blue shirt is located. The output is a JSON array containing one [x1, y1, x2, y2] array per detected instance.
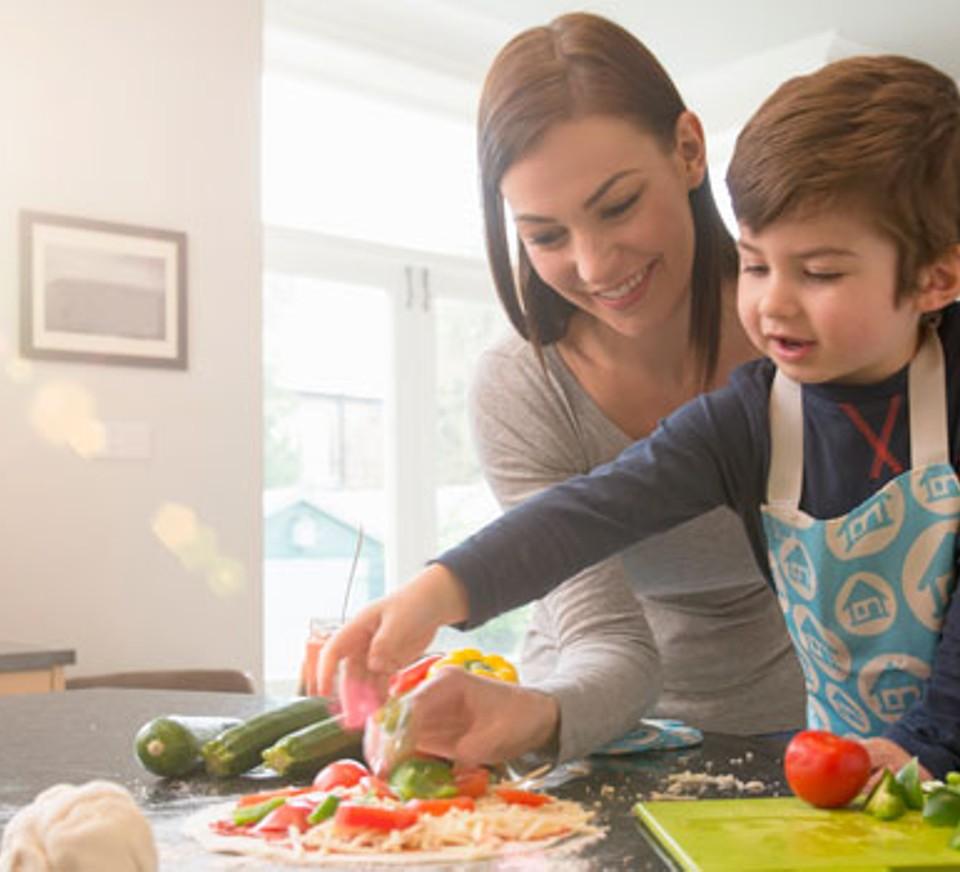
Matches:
[[440, 303, 960, 775]]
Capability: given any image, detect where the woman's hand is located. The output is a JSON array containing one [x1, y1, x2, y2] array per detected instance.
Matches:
[[403, 667, 560, 768], [317, 563, 470, 697]]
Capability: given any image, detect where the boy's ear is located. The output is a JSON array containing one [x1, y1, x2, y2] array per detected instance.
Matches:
[[674, 111, 707, 190], [916, 243, 960, 314]]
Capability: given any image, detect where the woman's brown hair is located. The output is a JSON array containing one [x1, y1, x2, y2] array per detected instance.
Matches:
[[477, 12, 737, 386]]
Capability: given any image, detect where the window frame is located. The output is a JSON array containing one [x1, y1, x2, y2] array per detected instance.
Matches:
[[264, 224, 495, 589]]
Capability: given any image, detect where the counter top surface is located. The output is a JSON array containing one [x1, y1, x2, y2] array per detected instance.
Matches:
[[0, 689, 790, 870], [0, 639, 75, 672]]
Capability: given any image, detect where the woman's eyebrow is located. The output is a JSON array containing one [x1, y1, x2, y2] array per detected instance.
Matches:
[[583, 169, 640, 209], [514, 169, 641, 224]]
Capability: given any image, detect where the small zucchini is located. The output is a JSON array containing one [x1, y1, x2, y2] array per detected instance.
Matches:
[[134, 715, 242, 778], [202, 697, 331, 777], [261, 716, 362, 777]]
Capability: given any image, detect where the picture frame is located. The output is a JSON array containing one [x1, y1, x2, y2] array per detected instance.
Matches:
[[20, 211, 188, 369]]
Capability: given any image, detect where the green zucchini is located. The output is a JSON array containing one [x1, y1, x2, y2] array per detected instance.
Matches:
[[134, 715, 242, 778], [261, 716, 362, 777], [202, 697, 331, 777]]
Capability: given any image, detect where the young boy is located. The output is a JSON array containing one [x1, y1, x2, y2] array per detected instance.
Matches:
[[322, 55, 960, 777]]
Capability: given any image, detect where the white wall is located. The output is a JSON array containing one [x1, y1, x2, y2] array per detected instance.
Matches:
[[0, 0, 264, 682]]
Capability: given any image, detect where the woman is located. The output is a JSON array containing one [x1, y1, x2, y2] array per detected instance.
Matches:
[[325, 12, 805, 765]]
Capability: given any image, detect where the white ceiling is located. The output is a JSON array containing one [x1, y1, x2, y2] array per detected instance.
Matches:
[[270, 0, 960, 85], [432, 0, 960, 82]]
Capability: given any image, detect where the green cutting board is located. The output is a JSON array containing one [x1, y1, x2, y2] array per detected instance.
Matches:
[[634, 797, 960, 871]]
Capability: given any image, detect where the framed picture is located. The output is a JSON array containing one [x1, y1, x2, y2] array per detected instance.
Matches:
[[20, 211, 187, 369]]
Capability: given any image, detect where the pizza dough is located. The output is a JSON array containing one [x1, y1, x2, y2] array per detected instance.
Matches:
[[0, 781, 157, 872], [184, 797, 601, 866]]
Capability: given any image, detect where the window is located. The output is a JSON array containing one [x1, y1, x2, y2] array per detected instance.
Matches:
[[262, 25, 538, 692]]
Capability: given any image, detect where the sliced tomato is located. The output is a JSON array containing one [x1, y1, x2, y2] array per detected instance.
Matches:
[[253, 801, 313, 834], [494, 787, 552, 807], [312, 759, 370, 791], [388, 654, 444, 697], [334, 802, 419, 831], [358, 774, 397, 800], [235, 786, 318, 808], [453, 766, 490, 798], [406, 796, 476, 816]]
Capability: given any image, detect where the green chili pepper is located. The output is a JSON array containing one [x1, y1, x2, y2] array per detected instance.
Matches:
[[865, 770, 906, 822], [388, 757, 458, 801], [307, 794, 339, 825], [232, 795, 286, 826], [895, 757, 924, 810]]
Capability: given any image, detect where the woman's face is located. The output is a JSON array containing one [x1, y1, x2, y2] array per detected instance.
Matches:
[[500, 113, 706, 338]]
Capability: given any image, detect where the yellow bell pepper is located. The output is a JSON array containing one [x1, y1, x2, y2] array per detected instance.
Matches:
[[427, 648, 518, 683]]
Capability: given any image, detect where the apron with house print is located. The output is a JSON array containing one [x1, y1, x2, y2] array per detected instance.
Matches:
[[761, 326, 960, 738]]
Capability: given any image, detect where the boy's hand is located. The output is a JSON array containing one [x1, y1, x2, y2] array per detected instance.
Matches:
[[861, 737, 932, 792], [317, 563, 470, 697]]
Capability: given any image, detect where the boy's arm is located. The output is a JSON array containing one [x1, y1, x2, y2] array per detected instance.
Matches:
[[884, 557, 960, 777], [441, 382, 762, 628]]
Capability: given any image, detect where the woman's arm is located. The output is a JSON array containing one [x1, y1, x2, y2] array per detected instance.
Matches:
[[469, 341, 661, 761]]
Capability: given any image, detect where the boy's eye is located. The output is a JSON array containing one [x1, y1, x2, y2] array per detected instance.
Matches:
[[599, 193, 639, 220], [806, 271, 844, 282]]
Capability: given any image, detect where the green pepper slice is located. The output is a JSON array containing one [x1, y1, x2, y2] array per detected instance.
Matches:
[[895, 757, 924, 811], [864, 770, 906, 821], [388, 757, 458, 801], [307, 793, 340, 825], [232, 795, 286, 826], [924, 787, 960, 827]]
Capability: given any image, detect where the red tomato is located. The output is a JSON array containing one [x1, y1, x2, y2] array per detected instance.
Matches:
[[454, 767, 490, 798], [358, 774, 397, 800], [494, 787, 552, 807], [312, 759, 369, 791], [388, 654, 444, 697], [784, 730, 870, 808], [334, 802, 419, 831], [253, 801, 313, 834], [406, 796, 476, 816]]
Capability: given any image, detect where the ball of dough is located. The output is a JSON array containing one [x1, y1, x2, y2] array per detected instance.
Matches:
[[0, 780, 157, 872]]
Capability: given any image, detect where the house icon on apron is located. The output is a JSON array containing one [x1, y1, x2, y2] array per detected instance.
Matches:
[[838, 493, 895, 552], [919, 467, 960, 502], [843, 580, 890, 627], [872, 661, 922, 717]]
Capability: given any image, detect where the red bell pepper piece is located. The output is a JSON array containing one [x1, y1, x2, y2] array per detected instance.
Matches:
[[334, 802, 419, 831], [494, 787, 552, 807], [406, 796, 476, 816], [388, 654, 444, 697]]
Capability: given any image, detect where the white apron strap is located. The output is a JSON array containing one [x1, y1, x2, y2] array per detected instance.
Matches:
[[908, 324, 950, 467], [765, 325, 949, 508], [766, 370, 804, 508]]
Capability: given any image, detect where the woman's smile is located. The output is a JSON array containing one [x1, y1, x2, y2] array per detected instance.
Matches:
[[589, 260, 659, 310]]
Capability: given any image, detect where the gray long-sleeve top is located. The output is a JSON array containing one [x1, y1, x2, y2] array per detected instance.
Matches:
[[469, 334, 806, 760]]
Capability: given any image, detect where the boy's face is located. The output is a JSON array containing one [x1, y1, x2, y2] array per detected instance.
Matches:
[[736, 210, 925, 385]]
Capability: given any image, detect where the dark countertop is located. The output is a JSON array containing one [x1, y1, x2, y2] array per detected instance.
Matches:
[[0, 640, 75, 672], [0, 689, 790, 870]]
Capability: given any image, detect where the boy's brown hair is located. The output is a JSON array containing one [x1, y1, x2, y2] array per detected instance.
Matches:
[[727, 54, 960, 298]]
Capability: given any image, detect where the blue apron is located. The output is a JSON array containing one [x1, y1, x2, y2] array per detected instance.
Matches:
[[761, 327, 960, 737]]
